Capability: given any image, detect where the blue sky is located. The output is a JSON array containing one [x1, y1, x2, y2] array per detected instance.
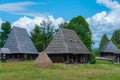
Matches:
[[0, 0, 120, 49], [0, 0, 109, 22]]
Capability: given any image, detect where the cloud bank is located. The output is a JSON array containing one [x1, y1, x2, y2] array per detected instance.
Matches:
[[86, 0, 120, 48], [12, 15, 64, 32]]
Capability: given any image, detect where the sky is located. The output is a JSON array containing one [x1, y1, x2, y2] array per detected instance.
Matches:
[[0, 0, 120, 49]]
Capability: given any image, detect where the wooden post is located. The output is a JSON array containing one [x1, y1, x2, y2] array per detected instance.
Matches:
[[75, 55, 77, 63], [118, 55, 120, 64], [67, 55, 69, 63], [1, 53, 3, 62], [18, 54, 19, 61], [12, 54, 14, 60], [24, 54, 27, 60]]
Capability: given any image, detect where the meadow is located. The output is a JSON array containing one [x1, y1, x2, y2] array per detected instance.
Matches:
[[0, 60, 120, 80]]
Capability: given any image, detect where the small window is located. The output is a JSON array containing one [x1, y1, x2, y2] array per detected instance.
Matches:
[[77, 41, 79, 43]]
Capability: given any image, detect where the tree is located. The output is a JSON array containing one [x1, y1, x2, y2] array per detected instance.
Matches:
[[0, 21, 11, 47], [31, 25, 44, 52], [99, 34, 109, 51], [40, 21, 55, 49], [111, 29, 120, 49], [59, 22, 69, 28], [90, 52, 96, 64], [61, 16, 93, 51], [31, 21, 56, 52]]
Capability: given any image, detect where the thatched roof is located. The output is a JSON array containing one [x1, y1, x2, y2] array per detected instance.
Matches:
[[0, 48, 10, 54], [3, 27, 38, 54], [45, 28, 91, 54], [100, 40, 118, 53], [34, 51, 53, 68]]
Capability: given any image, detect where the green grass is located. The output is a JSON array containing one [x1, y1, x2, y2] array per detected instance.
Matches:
[[0, 60, 120, 80]]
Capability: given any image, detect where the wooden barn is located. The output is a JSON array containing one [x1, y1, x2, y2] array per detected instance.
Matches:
[[100, 40, 118, 58], [3, 27, 38, 61], [45, 28, 91, 64]]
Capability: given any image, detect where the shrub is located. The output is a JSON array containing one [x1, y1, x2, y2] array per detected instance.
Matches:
[[90, 53, 96, 64]]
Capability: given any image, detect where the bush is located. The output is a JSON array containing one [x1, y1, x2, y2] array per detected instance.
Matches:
[[90, 53, 96, 64]]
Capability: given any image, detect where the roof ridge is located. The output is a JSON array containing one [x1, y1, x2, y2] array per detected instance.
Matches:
[[60, 29, 69, 53], [101, 40, 118, 52], [13, 27, 21, 53]]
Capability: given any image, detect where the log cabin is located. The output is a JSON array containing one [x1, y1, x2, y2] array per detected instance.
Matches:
[[100, 40, 118, 58], [100, 40, 120, 64], [3, 27, 38, 61], [45, 28, 91, 64]]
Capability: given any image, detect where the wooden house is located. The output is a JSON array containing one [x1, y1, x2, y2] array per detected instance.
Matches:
[[3, 27, 38, 61], [45, 28, 91, 64], [100, 40, 120, 64], [100, 40, 118, 58]]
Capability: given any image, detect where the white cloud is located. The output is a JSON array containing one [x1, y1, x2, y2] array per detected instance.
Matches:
[[0, 2, 49, 17], [12, 15, 64, 32], [97, 0, 120, 9], [87, 0, 120, 49], [0, 2, 35, 13], [0, 18, 3, 26]]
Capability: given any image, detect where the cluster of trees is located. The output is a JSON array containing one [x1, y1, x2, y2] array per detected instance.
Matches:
[[111, 29, 120, 49], [30, 21, 56, 52], [0, 21, 11, 47]]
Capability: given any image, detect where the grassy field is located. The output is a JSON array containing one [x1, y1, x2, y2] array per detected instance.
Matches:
[[0, 60, 120, 80]]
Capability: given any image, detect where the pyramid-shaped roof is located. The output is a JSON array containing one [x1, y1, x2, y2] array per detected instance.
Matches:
[[100, 40, 118, 53], [45, 28, 91, 54], [3, 27, 38, 54], [0, 48, 10, 54]]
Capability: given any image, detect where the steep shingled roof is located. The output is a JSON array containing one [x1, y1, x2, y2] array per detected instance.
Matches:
[[45, 28, 91, 54], [0, 48, 10, 54], [3, 27, 38, 54], [100, 40, 118, 53]]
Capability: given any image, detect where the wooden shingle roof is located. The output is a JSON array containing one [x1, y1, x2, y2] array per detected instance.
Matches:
[[45, 28, 91, 54], [3, 27, 38, 54], [0, 48, 10, 54], [100, 40, 118, 53]]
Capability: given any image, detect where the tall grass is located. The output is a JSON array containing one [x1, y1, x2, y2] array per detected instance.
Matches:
[[0, 61, 120, 80]]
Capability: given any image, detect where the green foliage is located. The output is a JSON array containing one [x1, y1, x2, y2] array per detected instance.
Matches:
[[92, 49, 99, 56], [61, 16, 93, 51], [31, 21, 56, 52], [59, 22, 69, 28], [111, 29, 120, 49], [96, 60, 113, 64], [1, 61, 120, 80], [90, 53, 96, 64], [0, 21, 11, 47]]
